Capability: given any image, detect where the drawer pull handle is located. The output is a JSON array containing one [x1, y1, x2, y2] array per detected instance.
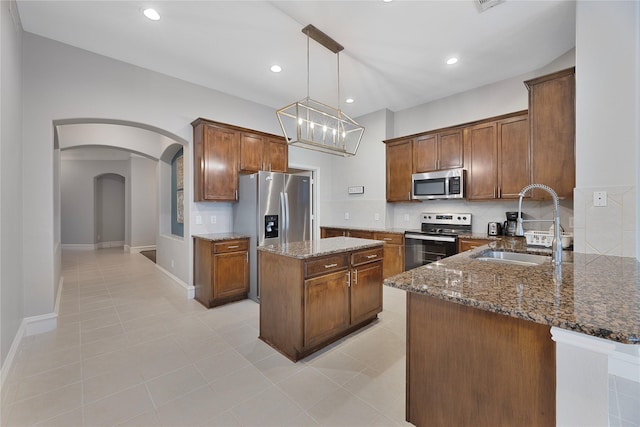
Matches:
[[227, 245, 239, 249], [366, 254, 378, 259], [383, 238, 392, 241], [324, 263, 338, 268]]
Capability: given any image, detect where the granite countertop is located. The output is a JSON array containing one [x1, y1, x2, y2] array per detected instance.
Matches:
[[321, 225, 406, 234], [384, 238, 640, 344], [258, 236, 384, 260], [192, 233, 250, 242]]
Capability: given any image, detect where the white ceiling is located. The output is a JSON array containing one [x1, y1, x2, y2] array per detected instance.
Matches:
[[16, 0, 576, 118]]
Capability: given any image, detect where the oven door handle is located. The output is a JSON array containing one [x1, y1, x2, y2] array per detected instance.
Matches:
[[405, 233, 457, 243]]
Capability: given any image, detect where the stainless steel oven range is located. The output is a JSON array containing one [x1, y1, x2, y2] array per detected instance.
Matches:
[[404, 212, 472, 270]]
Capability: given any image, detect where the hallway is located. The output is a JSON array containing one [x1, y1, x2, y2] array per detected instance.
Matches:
[[1, 248, 409, 426]]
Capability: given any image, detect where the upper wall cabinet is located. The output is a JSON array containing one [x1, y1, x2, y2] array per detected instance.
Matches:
[[466, 112, 530, 200], [193, 120, 240, 202], [413, 129, 463, 173], [524, 67, 575, 199], [385, 138, 414, 202], [192, 118, 289, 202]]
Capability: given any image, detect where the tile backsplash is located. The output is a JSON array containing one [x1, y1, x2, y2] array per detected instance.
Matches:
[[573, 186, 636, 257]]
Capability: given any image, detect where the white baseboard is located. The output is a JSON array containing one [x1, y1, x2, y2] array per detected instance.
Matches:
[[96, 241, 124, 249], [61, 243, 96, 250], [0, 320, 25, 387], [155, 264, 194, 299], [128, 245, 157, 254]]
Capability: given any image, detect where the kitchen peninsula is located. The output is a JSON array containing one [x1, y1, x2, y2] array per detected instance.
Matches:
[[258, 237, 384, 361], [385, 238, 640, 427]]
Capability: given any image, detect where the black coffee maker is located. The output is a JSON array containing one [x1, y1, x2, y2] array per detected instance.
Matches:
[[503, 211, 523, 236]]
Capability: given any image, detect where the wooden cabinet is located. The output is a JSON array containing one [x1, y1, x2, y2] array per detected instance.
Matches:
[[192, 118, 289, 202], [265, 137, 288, 173], [466, 112, 530, 200], [385, 138, 414, 202], [320, 228, 405, 279], [259, 244, 384, 361], [374, 231, 404, 278], [193, 120, 239, 202], [413, 129, 463, 173], [525, 67, 575, 199], [194, 237, 249, 308], [320, 227, 347, 238], [458, 238, 493, 253], [239, 133, 289, 174]]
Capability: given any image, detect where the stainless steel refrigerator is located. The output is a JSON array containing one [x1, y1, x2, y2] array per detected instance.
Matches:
[[233, 171, 312, 301]]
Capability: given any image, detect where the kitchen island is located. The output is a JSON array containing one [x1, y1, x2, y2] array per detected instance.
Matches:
[[385, 238, 640, 427], [258, 237, 384, 361]]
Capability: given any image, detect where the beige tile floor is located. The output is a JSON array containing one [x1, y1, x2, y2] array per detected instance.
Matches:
[[1, 248, 412, 427], [2, 247, 637, 427]]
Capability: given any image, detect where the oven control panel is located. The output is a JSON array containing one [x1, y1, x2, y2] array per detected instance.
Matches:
[[421, 212, 471, 226]]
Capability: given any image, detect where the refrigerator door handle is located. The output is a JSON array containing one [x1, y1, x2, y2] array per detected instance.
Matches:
[[283, 192, 290, 243], [280, 191, 287, 243]]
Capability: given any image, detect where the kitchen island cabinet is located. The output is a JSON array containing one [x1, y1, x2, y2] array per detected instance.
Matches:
[[320, 227, 404, 278], [193, 234, 249, 308], [385, 239, 640, 427], [258, 237, 384, 361]]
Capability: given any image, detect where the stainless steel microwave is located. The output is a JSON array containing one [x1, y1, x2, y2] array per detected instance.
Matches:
[[411, 168, 466, 200]]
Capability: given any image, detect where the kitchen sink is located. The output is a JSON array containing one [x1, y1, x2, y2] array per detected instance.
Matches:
[[471, 250, 549, 266]]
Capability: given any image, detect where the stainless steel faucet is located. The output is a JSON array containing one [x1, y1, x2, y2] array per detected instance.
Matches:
[[516, 184, 563, 266]]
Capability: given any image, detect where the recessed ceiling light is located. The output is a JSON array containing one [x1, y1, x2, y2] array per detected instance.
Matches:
[[446, 57, 459, 65], [345, 98, 355, 104], [383, 0, 393, 3], [270, 65, 282, 73], [143, 8, 160, 21]]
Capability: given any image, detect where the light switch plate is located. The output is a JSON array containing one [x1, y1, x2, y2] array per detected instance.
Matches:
[[593, 191, 607, 207]]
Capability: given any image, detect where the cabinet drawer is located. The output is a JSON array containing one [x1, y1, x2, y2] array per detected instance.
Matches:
[[305, 254, 349, 278], [351, 247, 384, 266], [348, 230, 375, 239], [213, 239, 248, 254], [374, 232, 403, 245]]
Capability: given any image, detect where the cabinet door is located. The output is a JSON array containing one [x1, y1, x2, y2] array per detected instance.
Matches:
[[438, 129, 464, 170], [413, 134, 437, 173], [386, 139, 413, 202], [466, 122, 498, 200], [382, 243, 404, 278], [202, 125, 239, 201], [498, 115, 530, 199], [350, 261, 383, 325], [266, 137, 288, 173], [239, 132, 264, 173], [304, 270, 350, 348], [526, 68, 575, 199], [213, 251, 249, 300]]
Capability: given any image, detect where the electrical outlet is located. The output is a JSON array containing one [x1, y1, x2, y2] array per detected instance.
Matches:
[[593, 191, 607, 207], [404, 214, 410, 222], [344, 212, 350, 220], [210, 215, 216, 224], [195, 215, 202, 225], [374, 213, 380, 221]]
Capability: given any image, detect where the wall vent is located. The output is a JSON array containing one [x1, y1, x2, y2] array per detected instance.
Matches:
[[475, 0, 505, 12]]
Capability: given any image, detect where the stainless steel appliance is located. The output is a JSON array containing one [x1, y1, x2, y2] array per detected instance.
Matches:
[[233, 171, 312, 301], [503, 211, 523, 236], [488, 222, 502, 236], [404, 212, 472, 270], [411, 168, 465, 200]]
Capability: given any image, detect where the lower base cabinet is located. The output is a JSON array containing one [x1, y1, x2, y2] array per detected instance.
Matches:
[[194, 237, 249, 308], [260, 245, 384, 361], [458, 238, 493, 253]]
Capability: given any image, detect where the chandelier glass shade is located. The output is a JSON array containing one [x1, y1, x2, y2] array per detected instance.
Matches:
[[276, 25, 364, 157]]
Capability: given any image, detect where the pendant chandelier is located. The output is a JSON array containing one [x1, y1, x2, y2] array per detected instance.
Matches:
[[277, 25, 365, 157]]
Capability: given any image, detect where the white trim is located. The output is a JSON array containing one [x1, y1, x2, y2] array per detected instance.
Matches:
[[24, 312, 57, 336], [61, 243, 96, 250], [54, 276, 64, 315], [610, 351, 640, 382], [0, 320, 26, 387], [551, 327, 617, 355], [155, 264, 194, 299], [96, 240, 124, 249], [128, 245, 157, 254]]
